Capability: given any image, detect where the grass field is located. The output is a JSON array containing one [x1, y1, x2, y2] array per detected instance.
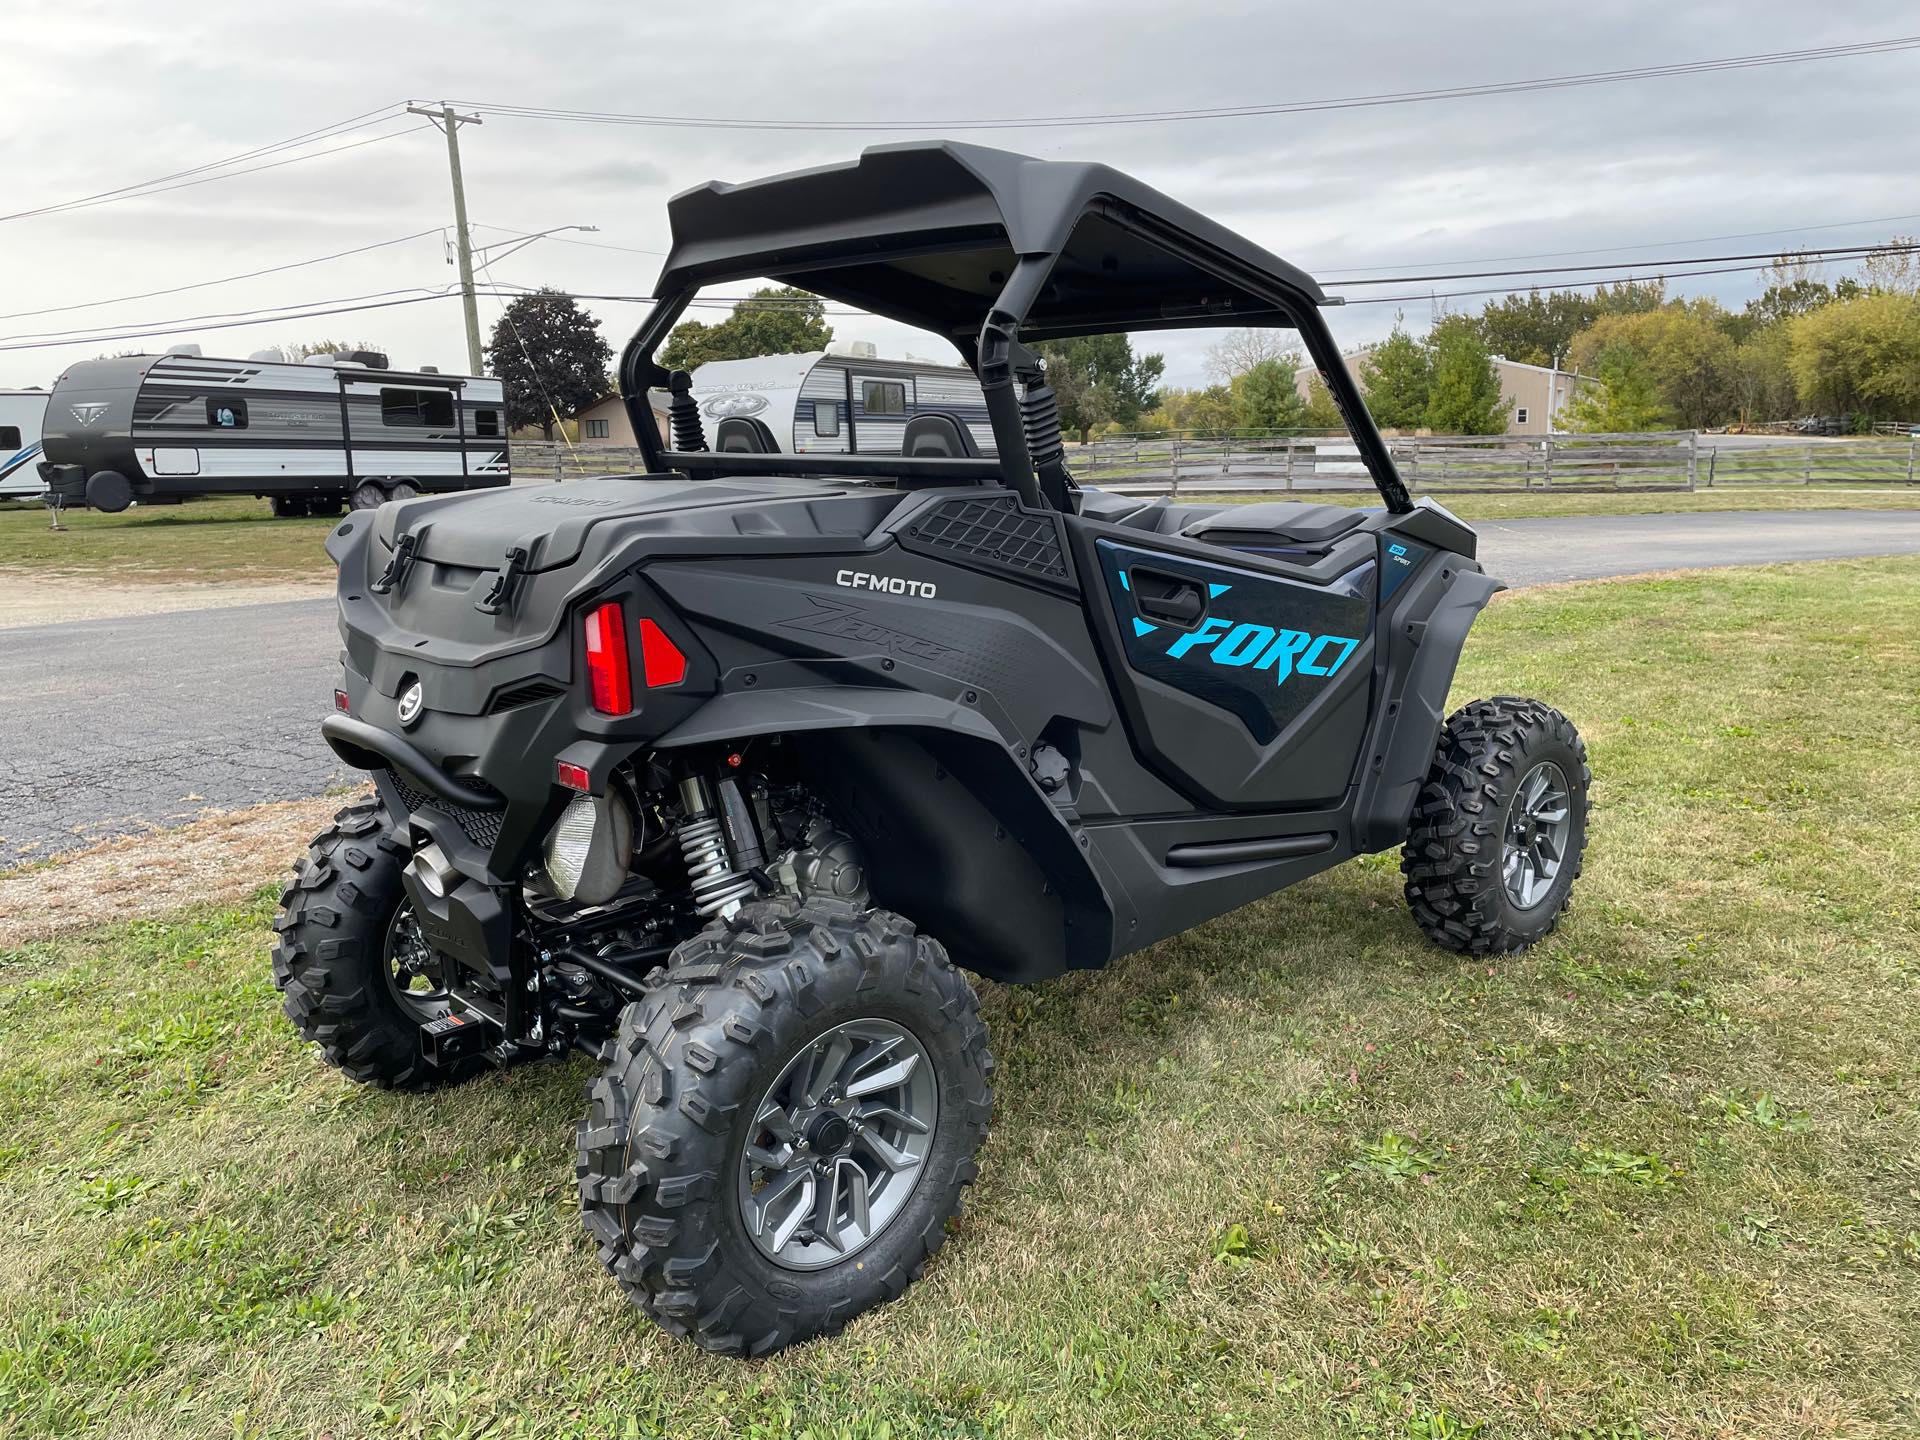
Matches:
[[0, 497, 335, 583], [2, 559, 1918, 1439], [4, 487, 1920, 586]]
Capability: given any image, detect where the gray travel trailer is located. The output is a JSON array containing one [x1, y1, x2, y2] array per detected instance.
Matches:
[[686, 346, 996, 459], [0, 390, 48, 500], [38, 351, 510, 515]]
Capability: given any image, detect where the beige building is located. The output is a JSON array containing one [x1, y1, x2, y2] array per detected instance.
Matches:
[[571, 394, 668, 446], [1301, 348, 1600, 435]]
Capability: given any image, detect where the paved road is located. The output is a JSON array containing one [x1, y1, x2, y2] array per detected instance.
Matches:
[[3, 508, 1916, 866]]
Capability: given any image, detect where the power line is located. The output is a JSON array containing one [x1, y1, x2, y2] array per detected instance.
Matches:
[[0, 229, 447, 322], [0, 106, 408, 223], [2, 123, 432, 225], [0, 286, 458, 347], [1315, 211, 1920, 277], [472, 223, 666, 257], [0, 293, 460, 355], [1329, 240, 1920, 288], [447, 36, 1920, 133], [1333, 252, 1920, 307]]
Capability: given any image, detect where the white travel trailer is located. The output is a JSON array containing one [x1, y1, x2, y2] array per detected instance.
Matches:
[[0, 390, 48, 500], [39, 351, 510, 515], [686, 344, 996, 459]]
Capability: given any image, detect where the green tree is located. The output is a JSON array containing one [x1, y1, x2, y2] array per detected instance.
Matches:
[[1786, 291, 1920, 421], [1356, 318, 1431, 430], [483, 289, 613, 440], [283, 338, 386, 361], [1300, 373, 1344, 430], [1424, 317, 1510, 435], [1229, 356, 1307, 431], [1033, 334, 1165, 441], [659, 286, 833, 372], [1475, 290, 1596, 368], [1731, 328, 1798, 424], [1569, 300, 1739, 429], [1561, 345, 1667, 432]]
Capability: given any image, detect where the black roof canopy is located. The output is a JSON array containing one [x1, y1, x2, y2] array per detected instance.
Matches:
[[656, 141, 1327, 341]]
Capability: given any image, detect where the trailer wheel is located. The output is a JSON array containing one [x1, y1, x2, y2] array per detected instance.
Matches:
[[84, 471, 132, 514], [389, 481, 420, 501], [349, 482, 386, 510]]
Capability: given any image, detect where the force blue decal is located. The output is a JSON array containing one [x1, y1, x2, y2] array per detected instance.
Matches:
[[1097, 539, 1373, 743]]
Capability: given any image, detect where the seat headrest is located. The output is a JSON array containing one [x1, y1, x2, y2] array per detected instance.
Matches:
[[901, 412, 978, 458]]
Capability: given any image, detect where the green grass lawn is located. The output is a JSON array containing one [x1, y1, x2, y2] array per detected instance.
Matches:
[[4, 487, 1919, 588], [0, 497, 335, 584], [3, 560, 1918, 1439]]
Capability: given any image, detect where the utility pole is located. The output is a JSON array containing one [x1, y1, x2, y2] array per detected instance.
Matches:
[[408, 103, 485, 375]]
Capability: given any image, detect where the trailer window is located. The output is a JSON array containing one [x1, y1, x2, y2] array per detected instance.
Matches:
[[206, 398, 247, 429], [0, 426, 20, 450], [813, 402, 840, 438], [381, 388, 455, 428], [473, 408, 500, 437], [861, 380, 906, 415]]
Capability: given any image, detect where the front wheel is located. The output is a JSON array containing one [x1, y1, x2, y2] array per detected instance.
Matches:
[[576, 898, 993, 1356], [1402, 697, 1591, 955], [271, 798, 485, 1090], [348, 481, 386, 511]]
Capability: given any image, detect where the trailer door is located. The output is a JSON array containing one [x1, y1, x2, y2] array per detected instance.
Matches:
[[340, 378, 467, 479]]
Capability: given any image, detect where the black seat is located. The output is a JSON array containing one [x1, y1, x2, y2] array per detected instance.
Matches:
[[1181, 502, 1368, 547], [901, 413, 979, 458], [715, 416, 777, 453]]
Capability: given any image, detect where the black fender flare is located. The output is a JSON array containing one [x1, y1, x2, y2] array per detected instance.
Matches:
[[1351, 568, 1502, 851], [656, 688, 1114, 982]]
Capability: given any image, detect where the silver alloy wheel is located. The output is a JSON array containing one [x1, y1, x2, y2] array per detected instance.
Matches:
[[1503, 760, 1573, 909], [736, 1018, 938, 1271], [383, 903, 451, 1020]]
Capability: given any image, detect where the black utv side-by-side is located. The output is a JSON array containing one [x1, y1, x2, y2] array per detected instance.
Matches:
[[274, 142, 1590, 1355]]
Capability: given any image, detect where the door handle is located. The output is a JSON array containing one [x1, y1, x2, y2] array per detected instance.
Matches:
[[1135, 575, 1206, 625]]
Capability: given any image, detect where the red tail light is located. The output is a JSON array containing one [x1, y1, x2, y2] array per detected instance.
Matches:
[[638, 619, 687, 688], [583, 602, 633, 715]]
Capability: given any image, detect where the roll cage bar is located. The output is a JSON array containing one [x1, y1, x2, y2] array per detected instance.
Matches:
[[617, 144, 1412, 515]]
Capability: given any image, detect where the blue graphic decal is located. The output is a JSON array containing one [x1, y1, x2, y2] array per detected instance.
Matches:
[[1097, 539, 1373, 742], [1378, 537, 1429, 602]]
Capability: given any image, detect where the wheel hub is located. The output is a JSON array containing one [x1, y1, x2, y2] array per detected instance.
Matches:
[[1502, 760, 1573, 910], [736, 1018, 938, 1271]]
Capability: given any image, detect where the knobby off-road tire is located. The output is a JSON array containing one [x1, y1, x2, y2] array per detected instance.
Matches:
[[577, 897, 993, 1356], [1402, 696, 1591, 956], [271, 797, 484, 1090]]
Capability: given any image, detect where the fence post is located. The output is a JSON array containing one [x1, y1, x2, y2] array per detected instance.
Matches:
[[1707, 448, 1717, 487], [1686, 431, 1698, 491], [1170, 438, 1182, 499], [1284, 440, 1295, 492], [1909, 435, 1916, 486], [1543, 436, 1554, 490], [1804, 445, 1814, 486]]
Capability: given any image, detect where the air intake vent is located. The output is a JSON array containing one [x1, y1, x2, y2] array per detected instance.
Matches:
[[487, 680, 565, 714], [903, 494, 1070, 583], [387, 773, 505, 848]]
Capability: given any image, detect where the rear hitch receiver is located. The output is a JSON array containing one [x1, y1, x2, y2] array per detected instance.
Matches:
[[420, 1009, 500, 1069]]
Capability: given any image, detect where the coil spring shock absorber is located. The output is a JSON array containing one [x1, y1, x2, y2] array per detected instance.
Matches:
[[676, 775, 755, 919]]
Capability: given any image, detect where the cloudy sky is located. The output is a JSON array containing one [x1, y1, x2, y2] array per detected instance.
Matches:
[[2, 1, 1916, 391]]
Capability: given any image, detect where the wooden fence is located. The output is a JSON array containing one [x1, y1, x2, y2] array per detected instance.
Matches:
[[509, 432, 1919, 496]]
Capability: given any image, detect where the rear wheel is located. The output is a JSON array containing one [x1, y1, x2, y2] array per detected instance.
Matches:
[[349, 481, 387, 510], [388, 480, 420, 501], [271, 798, 485, 1090], [1402, 697, 1590, 955], [576, 897, 993, 1356]]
